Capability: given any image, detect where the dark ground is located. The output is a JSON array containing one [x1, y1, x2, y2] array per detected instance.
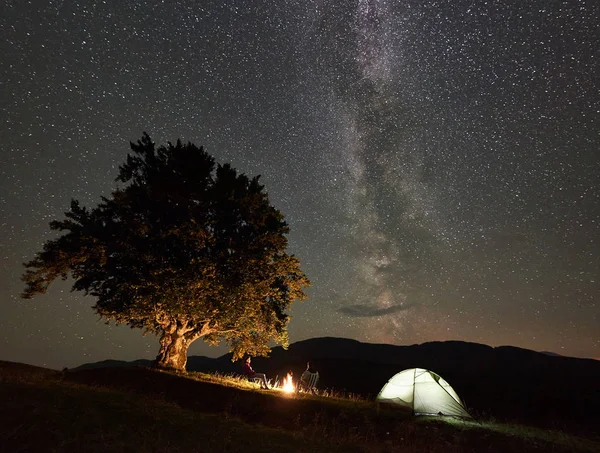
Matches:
[[2, 360, 598, 453]]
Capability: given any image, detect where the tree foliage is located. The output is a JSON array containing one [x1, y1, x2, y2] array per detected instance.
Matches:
[[22, 134, 310, 370]]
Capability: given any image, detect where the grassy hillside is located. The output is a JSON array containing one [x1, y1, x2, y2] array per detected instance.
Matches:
[[75, 337, 600, 435], [1, 360, 598, 453]]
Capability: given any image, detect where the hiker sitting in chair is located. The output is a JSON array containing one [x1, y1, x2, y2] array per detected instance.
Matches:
[[298, 361, 319, 394], [243, 356, 270, 389]]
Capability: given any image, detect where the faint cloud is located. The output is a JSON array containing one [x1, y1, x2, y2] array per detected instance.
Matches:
[[338, 302, 413, 317]]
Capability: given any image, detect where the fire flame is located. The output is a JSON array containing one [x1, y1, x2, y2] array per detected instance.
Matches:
[[281, 373, 295, 393]]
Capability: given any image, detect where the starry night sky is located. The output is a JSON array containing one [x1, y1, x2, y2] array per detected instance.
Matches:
[[1, 0, 598, 369]]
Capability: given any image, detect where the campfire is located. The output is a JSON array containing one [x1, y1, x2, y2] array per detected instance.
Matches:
[[280, 373, 295, 393]]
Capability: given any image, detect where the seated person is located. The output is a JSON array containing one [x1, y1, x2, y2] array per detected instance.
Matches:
[[298, 361, 319, 394], [242, 356, 270, 389]]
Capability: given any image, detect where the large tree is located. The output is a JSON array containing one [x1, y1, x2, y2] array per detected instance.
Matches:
[[22, 134, 310, 370]]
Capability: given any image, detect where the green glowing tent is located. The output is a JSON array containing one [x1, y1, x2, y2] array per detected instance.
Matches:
[[376, 368, 471, 418]]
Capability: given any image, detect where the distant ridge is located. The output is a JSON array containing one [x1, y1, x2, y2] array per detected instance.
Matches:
[[540, 351, 564, 357], [74, 355, 223, 371], [75, 337, 593, 372], [72, 337, 490, 370], [74, 358, 153, 370], [74, 337, 585, 371]]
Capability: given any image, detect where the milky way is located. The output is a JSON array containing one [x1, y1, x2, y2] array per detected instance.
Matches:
[[1, 0, 598, 368]]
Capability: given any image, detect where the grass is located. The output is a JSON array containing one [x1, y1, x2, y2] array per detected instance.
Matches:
[[1, 382, 353, 453], [0, 363, 357, 453], [438, 417, 600, 453], [1, 360, 598, 453]]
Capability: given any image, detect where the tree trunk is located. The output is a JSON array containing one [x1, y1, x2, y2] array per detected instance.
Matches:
[[155, 331, 190, 371]]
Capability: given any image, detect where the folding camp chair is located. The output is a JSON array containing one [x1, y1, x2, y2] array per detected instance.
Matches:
[[297, 371, 319, 394], [247, 374, 273, 389]]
